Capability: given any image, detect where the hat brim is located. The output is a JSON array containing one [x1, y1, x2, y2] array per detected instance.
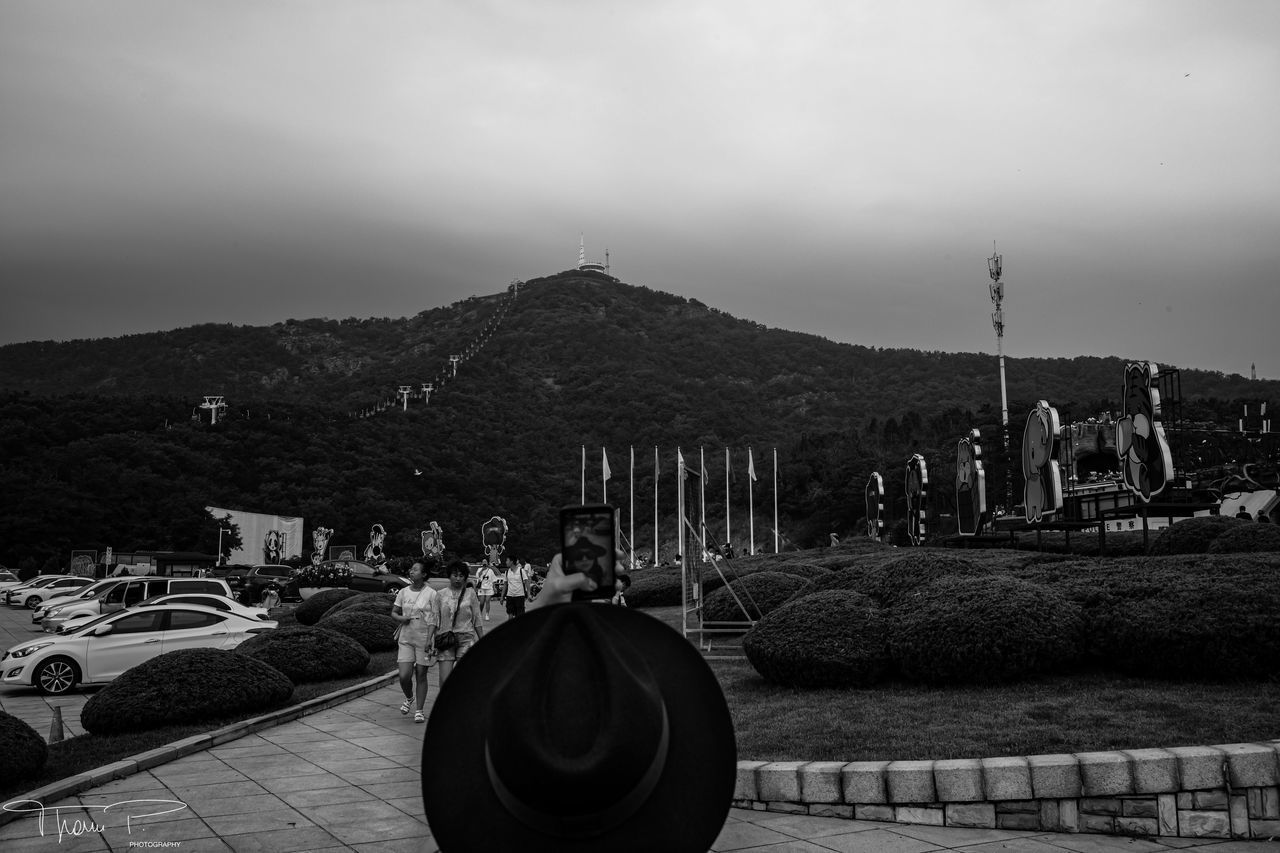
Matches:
[[422, 604, 737, 853]]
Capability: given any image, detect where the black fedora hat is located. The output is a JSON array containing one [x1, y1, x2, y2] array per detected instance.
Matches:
[[422, 603, 736, 852]]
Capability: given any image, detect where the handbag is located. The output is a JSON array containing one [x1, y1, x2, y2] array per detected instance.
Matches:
[[434, 588, 463, 651]]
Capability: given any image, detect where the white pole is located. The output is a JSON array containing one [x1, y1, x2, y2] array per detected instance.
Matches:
[[724, 446, 731, 550], [748, 447, 756, 555], [773, 447, 779, 553], [653, 446, 659, 565], [678, 448, 686, 637], [699, 446, 707, 562], [580, 446, 585, 504], [602, 447, 607, 504], [629, 446, 635, 568]]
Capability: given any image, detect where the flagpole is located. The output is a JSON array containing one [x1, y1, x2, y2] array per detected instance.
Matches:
[[653, 445, 659, 566], [773, 447, 779, 553], [748, 447, 756, 555], [699, 446, 707, 562], [677, 448, 685, 638], [602, 447, 608, 504], [724, 446, 731, 550], [580, 445, 585, 504], [629, 445, 634, 569]]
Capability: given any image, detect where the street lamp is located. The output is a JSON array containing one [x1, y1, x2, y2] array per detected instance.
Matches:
[[217, 526, 232, 566]]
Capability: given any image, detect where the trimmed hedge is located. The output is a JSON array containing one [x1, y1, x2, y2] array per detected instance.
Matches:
[[625, 570, 683, 608], [1206, 522, 1280, 553], [787, 550, 989, 609], [1068, 555, 1280, 679], [294, 588, 360, 625], [235, 626, 370, 682], [322, 591, 395, 621], [702, 572, 811, 622], [889, 575, 1083, 684], [81, 649, 293, 734], [319, 610, 399, 652], [1148, 515, 1248, 555], [0, 710, 48, 782], [744, 591, 889, 687]]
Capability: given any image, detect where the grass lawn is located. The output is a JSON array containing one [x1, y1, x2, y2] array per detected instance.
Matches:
[[643, 605, 1280, 762], [0, 650, 397, 803]]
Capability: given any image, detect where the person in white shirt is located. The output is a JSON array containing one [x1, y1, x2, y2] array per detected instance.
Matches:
[[392, 562, 438, 723], [504, 559, 533, 618], [477, 562, 497, 621]]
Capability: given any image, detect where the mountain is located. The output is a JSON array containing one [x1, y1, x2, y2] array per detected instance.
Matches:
[[2, 268, 1276, 568]]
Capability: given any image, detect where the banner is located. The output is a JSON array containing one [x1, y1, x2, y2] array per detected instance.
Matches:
[[206, 506, 304, 565]]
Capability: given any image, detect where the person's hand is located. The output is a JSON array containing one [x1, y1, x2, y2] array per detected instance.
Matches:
[[529, 551, 626, 611], [528, 554, 596, 610]]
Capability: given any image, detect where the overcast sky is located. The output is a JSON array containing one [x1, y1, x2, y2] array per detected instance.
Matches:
[[2, 1, 1277, 379]]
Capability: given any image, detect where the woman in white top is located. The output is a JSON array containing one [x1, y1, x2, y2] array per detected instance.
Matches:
[[432, 561, 484, 686], [392, 562, 438, 723], [503, 559, 532, 618], [476, 562, 497, 622]]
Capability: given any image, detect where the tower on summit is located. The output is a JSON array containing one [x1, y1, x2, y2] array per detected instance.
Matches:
[[577, 234, 609, 275]]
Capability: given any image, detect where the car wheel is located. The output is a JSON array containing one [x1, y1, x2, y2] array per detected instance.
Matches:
[[25, 594, 43, 609], [35, 657, 80, 695]]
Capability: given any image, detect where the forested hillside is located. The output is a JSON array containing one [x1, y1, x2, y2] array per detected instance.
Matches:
[[2, 269, 1275, 569]]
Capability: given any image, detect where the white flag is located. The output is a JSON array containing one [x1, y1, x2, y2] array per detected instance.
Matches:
[[748, 448, 758, 482], [602, 448, 612, 482]]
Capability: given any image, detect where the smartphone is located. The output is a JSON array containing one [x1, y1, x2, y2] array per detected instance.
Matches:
[[559, 504, 617, 601]]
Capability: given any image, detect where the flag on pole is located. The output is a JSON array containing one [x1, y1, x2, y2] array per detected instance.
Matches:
[[602, 447, 611, 503], [748, 448, 758, 482]]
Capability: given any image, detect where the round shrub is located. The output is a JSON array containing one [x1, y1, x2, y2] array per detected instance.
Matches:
[[625, 571, 683, 608], [322, 591, 395, 620], [703, 572, 811, 622], [890, 575, 1083, 684], [790, 551, 987, 608], [294, 588, 359, 625], [81, 649, 292, 735], [0, 709, 48, 782], [743, 591, 889, 687], [1149, 515, 1248, 555], [1081, 560, 1280, 679], [319, 610, 399, 652], [235, 626, 370, 682], [1206, 522, 1280, 554]]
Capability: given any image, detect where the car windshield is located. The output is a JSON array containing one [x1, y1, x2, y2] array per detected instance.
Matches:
[[57, 580, 114, 599]]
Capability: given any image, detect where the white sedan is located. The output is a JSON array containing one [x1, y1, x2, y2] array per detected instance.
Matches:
[[1, 604, 277, 695], [51, 593, 272, 634]]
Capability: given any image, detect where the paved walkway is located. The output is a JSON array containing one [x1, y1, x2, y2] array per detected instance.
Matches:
[[4, 677, 1280, 852]]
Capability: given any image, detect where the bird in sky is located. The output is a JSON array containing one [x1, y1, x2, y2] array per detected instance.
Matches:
[[414, 468, 423, 476]]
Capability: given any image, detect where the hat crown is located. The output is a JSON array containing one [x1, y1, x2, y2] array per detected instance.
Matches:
[[487, 606, 668, 833]]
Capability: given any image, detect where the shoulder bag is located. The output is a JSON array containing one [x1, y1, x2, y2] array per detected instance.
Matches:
[[434, 588, 462, 651]]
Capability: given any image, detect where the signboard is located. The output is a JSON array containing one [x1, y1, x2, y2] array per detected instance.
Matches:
[[206, 506, 304, 565]]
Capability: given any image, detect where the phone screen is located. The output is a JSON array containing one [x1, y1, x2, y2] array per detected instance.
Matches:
[[560, 504, 617, 601]]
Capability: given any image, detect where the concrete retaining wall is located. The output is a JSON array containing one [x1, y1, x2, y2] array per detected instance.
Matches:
[[734, 741, 1280, 841]]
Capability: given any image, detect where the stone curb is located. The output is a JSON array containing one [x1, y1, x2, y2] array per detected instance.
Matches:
[[735, 739, 1280, 841], [0, 670, 398, 828]]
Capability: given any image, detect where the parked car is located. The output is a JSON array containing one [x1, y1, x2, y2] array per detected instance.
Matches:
[[52, 592, 270, 634], [2, 604, 277, 695], [4, 575, 88, 607], [32, 578, 128, 623], [344, 561, 410, 595], [0, 570, 18, 586], [225, 564, 299, 604], [11, 576, 96, 609], [39, 577, 232, 633]]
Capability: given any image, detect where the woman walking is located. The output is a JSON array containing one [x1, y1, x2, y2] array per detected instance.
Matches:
[[392, 561, 438, 723], [476, 561, 497, 621], [503, 559, 532, 618], [432, 561, 484, 686]]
